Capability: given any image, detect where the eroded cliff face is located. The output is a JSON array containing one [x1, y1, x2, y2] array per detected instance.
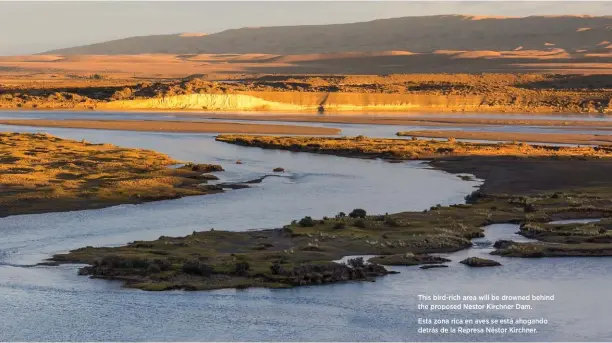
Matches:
[[99, 93, 318, 111], [95, 91, 610, 113]]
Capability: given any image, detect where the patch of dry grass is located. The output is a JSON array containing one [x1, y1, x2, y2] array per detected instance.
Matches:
[[0, 132, 221, 217], [215, 134, 612, 159]]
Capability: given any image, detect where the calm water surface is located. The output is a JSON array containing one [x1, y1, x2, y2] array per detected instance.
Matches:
[[1, 110, 611, 139], [0, 115, 611, 341]]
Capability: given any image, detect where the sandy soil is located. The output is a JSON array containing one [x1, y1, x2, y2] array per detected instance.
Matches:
[[0, 119, 340, 135], [397, 130, 612, 145], [203, 114, 612, 128]]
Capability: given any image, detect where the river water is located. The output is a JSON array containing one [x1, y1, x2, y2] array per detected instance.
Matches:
[[0, 113, 611, 341], [1, 110, 611, 139]]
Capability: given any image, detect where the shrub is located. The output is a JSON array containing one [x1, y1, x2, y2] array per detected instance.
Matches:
[[147, 264, 161, 274], [152, 259, 172, 271], [354, 219, 366, 228], [336, 212, 346, 218], [111, 87, 133, 100], [235, 262, 250, 276], [182, 260, 214, 276], [347, 257, 365, 268], [465, 190, 483, 204], [524, 203, 536, 213], [384, 217, 400, 227], [349, 208, 367, 218], [598, 228, 607, 234], [270, 262, 283, 275], [298, 216, 316, 227], [333, 222, 346, 230]]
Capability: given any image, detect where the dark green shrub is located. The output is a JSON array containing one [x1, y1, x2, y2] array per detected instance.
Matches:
[[347, 257, 365, 268], [152, 259, 172, 271], [182, 260, 214, 276], [349, 208, 367, 218], [384, 217, 400, 227], [333, 222, 346, 230], [465, 190, 483, 204], [524, 203, 536, 213], [354, 219, 366, 228], [147, 264, 161, 274], [235, 262, 250, 276], [298, 216, 316, 227], [270, 262, 283, 275]]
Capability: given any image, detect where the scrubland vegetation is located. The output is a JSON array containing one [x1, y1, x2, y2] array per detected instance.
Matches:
[[215, 134, 612, 160], [0, 133, 226, 216]]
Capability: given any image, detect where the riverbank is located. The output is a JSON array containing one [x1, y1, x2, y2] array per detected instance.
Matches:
[[397, 130, 612, 145], [0, 119, 340, 135], [215, 134, 612, 161], [3, 74, 612, 114], [50, 135, 612, 290], [0, 133, 229, 217], [200, 113, 612, 128]]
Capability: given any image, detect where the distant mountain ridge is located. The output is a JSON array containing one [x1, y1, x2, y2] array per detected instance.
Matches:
[[43, 15, 612, 55]]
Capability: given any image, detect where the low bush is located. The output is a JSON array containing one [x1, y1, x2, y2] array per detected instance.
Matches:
[[333, 222, 346, 230], [182, 260, 214, 276], [235, 262, 250, 276], [347, 257, 365, 268], [349, 208, 367, 218], [354, 219, 367, 228], [298, 216, 316, 227]]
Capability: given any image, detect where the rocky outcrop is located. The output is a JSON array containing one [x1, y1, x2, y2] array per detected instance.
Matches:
[[182, 163, 224, 173], [460, 257, 502, 267], [369, 253, 451, 266], [420, 264, 449, 269]]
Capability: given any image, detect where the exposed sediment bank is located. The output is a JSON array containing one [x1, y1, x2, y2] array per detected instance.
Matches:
[[4, 74, 612, 114], [201, 114, 612, 129], [70, 92, 612, 114], [397, 130, 612, 145], [0, 119, 340, 135]]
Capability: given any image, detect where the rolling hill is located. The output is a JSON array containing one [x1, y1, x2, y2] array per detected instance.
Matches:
[[44, 15, 612, 55]]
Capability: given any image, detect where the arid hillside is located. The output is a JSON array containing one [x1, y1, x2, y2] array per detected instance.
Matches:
[[43, 15, 612, 55], [4, 16, 612, 77]]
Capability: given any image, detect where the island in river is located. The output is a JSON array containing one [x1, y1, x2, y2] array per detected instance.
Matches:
[[0, 119, 340, 136], [48, 135, 612, 291], [0, 132, 232, 217]]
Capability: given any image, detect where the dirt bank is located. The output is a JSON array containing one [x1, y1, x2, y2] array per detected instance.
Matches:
[[0, 119, 340, 135], [203, 113, 612, 128], [3, 74, 612, 114], [397, 130, 612, 145]]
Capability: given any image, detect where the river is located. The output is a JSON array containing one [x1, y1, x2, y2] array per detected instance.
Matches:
[[0, 113, 611, 341]]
